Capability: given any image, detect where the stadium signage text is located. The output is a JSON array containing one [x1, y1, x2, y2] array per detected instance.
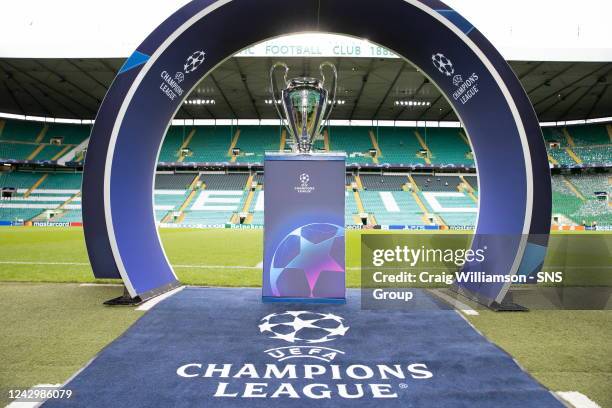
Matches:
[[235, 35, 397, 59], [452, 73, 480, 105], [159, 71, 184, 101]]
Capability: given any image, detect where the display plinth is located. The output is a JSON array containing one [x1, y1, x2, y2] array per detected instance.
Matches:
[[262, 152, 346, 303]]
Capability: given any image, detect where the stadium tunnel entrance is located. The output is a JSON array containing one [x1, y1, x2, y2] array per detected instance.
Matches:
[[82, 0, 551, 306]]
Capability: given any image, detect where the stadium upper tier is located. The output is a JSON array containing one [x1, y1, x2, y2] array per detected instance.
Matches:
[[1, 119, 611, 167], [1, 171, 609, 227]]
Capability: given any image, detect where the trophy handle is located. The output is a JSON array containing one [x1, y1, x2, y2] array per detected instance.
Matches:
[[270, 62, 289, 127], [319, 62, 338, 131]]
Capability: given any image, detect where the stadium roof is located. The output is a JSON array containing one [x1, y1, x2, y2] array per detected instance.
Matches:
[[0, 57, 610, 123]]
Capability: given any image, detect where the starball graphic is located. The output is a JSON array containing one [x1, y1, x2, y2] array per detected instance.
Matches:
[[259, 311, 350, 343], [260, 311, 349, 363], [431, 52, 454, 76], [269, 223, 344, 298], [184, 50, 206, 73]]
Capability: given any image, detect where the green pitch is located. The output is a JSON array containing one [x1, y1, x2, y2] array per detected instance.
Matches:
[[0, 227, 610, 407], [1, 227, 608, 286]]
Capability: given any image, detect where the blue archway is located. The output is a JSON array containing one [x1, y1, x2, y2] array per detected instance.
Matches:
[[82, 0, 551, 305]]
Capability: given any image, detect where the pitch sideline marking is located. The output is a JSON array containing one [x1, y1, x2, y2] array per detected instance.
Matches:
[[136, 286, 185, 311], [0, 261, 261, 269], [556, 391, 602, 408], [427, 288, 479, 316]]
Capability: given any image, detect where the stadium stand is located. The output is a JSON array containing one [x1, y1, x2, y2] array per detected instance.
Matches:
[[155, 173, 197, 190], [328, 126, 372, 163], [2, 119, 610, 167], [464, 175, 478, 191], [542, 127, 578, 166], [0, 120, 91, 163], [158, 127, 191, 162], [412, 175, 462, 191], [572, 145, 612, 166], [43, 124, 90, 145], [199, 173, 248, 190], [420, 127, 474, 165], [345, 173, 354, 186], [426, 193, 478, 226], [373, 127, 426, 165], [249, 190, 264, 225], [0, 120, 41, 142], [234, 126, 281, 163], [188, 126, 233, 162], [0, 142, 37, 160], [0, 171, 82, 222], [252, 173, 264, 186], [345, 191, 359, 225], [565, 174, 612, 225], [1, 118, 610, 227], [360, 174, 407, 191], [569, 124, 610, 146]]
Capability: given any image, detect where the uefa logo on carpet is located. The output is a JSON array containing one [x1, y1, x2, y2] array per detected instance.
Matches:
[[260, 311, 349, 363]]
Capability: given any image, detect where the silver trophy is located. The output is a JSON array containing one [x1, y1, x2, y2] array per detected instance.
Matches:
[[270, 62, 337, 153]]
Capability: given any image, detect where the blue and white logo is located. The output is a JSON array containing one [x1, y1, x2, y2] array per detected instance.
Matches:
[[432, 53, 454, 77], [259, 311, 349, 344], [184, 50, 206, 74]]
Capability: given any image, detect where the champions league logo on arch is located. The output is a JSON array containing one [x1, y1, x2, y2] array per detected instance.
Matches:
[[432, 51, 481, 105], [176, 310, 434, 400]]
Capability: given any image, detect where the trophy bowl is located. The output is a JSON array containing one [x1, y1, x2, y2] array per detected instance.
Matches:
[[270, 62, 337, 153]]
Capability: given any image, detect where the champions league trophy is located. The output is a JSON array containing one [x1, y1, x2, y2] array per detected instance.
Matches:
[[264, 61, 345, 302], [270, 62, 337, 153]]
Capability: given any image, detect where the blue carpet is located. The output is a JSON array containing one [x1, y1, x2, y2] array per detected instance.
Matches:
[[44, 287, 562, 407]]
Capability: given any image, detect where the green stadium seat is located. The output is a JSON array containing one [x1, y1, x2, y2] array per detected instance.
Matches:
[[234, 127, 281, 163], [374, 127, 426, 165], [327, 127, 372, 163], [188, 126, 234, 162], [419, 127, 473, 165], [0, 120, 42, 142]]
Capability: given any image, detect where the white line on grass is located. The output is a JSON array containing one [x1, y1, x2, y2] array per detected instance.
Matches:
[[427, 289, 479, 316], [0, 261, 261, 269], [173, 264, 260, 269], [136, 286, 185, 311], [0, 261, 90, 266], [556, 391, 601, 408], [0, 260, 367, 271]]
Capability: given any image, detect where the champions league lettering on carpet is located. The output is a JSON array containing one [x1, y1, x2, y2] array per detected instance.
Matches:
[[43, 288, 564, 407], [176, 310, 434, 400]]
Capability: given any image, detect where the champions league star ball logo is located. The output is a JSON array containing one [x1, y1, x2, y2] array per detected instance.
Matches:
[[269, 223, 344, 297], [295, 173, 314, 193], [259, 311, 349, 344], [184, 50, 206, 74], [432, 53, 454, 77], [299, 173, 310, 187], [452, 74, 463, 87]]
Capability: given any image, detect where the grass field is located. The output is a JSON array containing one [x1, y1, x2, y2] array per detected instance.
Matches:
[[0, 227, 610, 407]]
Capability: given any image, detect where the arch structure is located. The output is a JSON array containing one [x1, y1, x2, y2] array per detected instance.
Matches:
[[83, 0, 551, 306]]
